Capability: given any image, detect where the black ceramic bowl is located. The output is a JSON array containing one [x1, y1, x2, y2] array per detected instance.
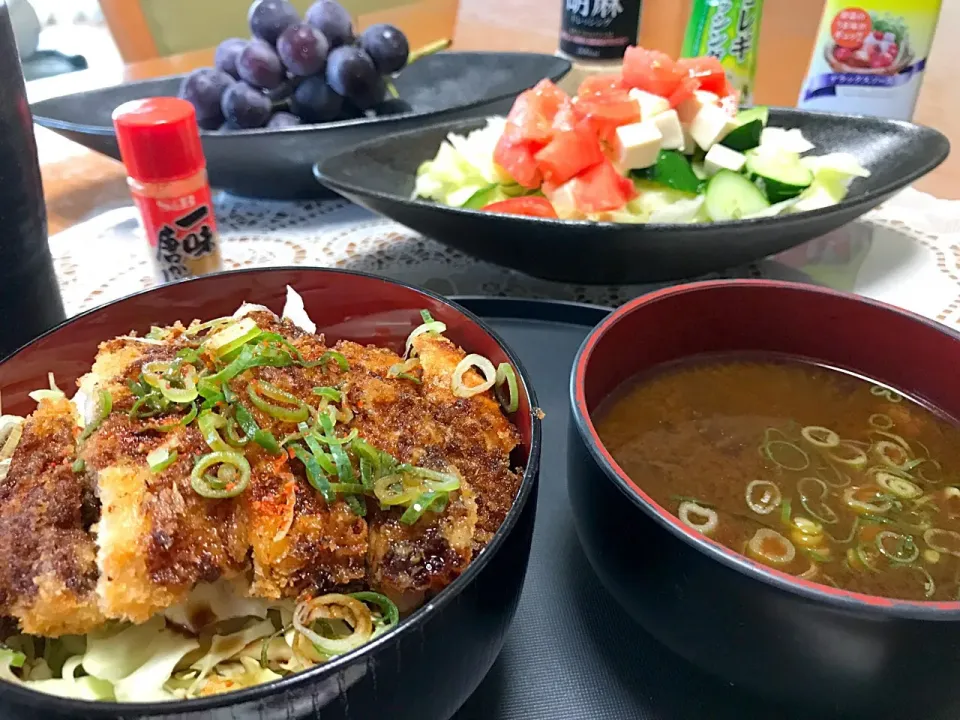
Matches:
[[30, 52, 570, 199], [314, 110, 949, 284], [567, 280, 960, 719], [0, 267, 541, 720]]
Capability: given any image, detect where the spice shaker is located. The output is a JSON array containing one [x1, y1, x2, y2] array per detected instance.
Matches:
[[113, 98, 223, 283], [0, 1, 66, 358]]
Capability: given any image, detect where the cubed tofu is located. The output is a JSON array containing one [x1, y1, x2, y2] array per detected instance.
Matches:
[[681, 126, 696, 155], [615, 121, 663, 170], [703, 144, 747, 176], [650, 109, 684, 151], [628, 88, 670, 119], [690, 103, 737, 151], [676, 90, 719, 124]]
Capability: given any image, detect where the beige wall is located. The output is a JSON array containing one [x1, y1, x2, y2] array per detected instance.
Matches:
[[141, 0, 417, 56]]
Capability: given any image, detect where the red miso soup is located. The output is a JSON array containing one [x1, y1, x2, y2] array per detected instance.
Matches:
[[595, 353, 960, 602]]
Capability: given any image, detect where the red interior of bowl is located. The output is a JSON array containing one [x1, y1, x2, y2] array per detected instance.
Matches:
[[0, 268, 533, 458], [574, 279, 960, 610]]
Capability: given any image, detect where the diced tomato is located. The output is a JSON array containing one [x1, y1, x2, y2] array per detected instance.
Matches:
[[565, 160, 637, 214], [622, 46, 684, 97], [575, 92, 641, 144], [577, 74, 625, 98], [667, 75, 699, 108], [677, 56, 731, 97], [494, 135, 542, 188], [551, 99, 579, 132], [502, 79, 571, 147], [483, 196, 558, 219], [534, 122, 605, 185], [503, 91, 554, 146]]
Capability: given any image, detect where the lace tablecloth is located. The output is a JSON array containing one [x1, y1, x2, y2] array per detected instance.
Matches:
[[50, 188, 960, 326]]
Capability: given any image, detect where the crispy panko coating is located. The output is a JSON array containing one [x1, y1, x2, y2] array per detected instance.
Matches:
[[0, 307, 523, 636]]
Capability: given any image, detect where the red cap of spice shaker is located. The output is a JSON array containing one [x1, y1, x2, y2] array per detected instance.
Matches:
[[112, 97, 206, 183]]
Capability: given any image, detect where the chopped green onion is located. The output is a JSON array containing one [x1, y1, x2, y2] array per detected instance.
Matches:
[[204, 318, 261, 357], [147, 403, 198, 432], [177, 347, 202, 364], [319, 351, 349, 371], [397, 464, 460, 493], [452, 354, 496, 398], [494, 363, 519, 413], [145, 326, 170, 340], [780, 497, 792, 525], [198, 344, 293, 397], [190, 451, 251, 498], [400, 490, 447, 524], [0, 647, 26, 669], [72, 457, 85, 473], [247, 380, 309, 423], [79, 389, 112, 442], [318, 413, 355, 484], [198, 410, 234, 453], [350, 591, 400, 627], [405, 320, 446, 357], [297, 422, 338, 475], [147, 447, 179, 473], [420, 310, 435, 324], [290, 444, 335, 503], [312, 387, 342, 403], [224, 417, 252, 446], [234, 403, 282, 455], [344, 494, 367, 517], [374, 474, 421, 507]]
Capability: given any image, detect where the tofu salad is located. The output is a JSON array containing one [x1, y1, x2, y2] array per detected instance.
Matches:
[[414, 46, 870, 224]]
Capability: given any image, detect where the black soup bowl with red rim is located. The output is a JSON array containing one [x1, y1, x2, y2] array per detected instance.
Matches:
[[568, 279, 960, 718], [0, 267, 541, 720]]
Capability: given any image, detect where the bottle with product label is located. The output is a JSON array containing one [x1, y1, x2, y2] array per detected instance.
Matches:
[[797, 0, 942, 120], [112, 98, 223, 284], [557, 0, 642, 95], [680, 0, 765, 105]]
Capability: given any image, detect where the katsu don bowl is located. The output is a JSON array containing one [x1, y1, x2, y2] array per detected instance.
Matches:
[[0, 268, 541, 720]]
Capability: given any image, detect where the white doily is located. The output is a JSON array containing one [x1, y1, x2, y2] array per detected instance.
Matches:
[[49, 188, 960, 327]]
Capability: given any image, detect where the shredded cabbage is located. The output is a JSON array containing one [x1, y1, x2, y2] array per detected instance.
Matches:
[[82, 616, 167, 681], [111, 630, 198, 702], [757, 127, 815, 154], [187, 619, 276, 696], [415, 118, 514, 207], [281, 285, 317, 335]]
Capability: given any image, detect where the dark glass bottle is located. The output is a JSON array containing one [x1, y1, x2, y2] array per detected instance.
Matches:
[[0, 1, 65, 358], [559, 0, 642, 61]]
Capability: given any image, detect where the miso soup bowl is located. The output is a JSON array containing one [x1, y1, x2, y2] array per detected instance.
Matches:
[[568, 279, 960, 719]]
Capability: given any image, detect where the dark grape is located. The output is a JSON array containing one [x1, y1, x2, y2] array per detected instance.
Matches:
[[221, 82, 273, 129], [248, 0, 300, 45], [213, 37, 247, 79], [266, 78, 296, 103], [291, 76, 343, 123], [325, 46, 378, 104], [359, 23, 409, 74], [237, 40, 285, 90], [305, 0, 353, 47], [179, 67, 235, 129], [277, 22, 329, 76], [267, 112, 301, 128], [351, 76, 386, 111], [372, 97, 414, 117]]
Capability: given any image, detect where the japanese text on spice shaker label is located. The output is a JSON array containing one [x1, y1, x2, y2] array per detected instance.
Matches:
[[112, 98, 223, 283]]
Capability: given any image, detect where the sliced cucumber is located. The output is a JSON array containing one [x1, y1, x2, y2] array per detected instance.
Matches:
[[643, 150, 702, 194], [746, 151, 814, 203], [705, 170, 770, 221], [463, 184, 506, 209], [720, 106, 769, 152], [691, 161, 708, 180]]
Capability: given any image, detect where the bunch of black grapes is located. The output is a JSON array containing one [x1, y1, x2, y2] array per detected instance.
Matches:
[[179, 0, 412, 131]]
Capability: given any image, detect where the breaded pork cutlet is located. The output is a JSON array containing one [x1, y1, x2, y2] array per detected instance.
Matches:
[[0, 396, 103, 636], [0, 301, 524, 642], [78, 335, 250, 623]]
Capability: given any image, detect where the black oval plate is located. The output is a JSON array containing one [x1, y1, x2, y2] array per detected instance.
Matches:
[[30, 52, 570, 200], [448, 297, 960, 720], [313, 110, 950, 284]]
